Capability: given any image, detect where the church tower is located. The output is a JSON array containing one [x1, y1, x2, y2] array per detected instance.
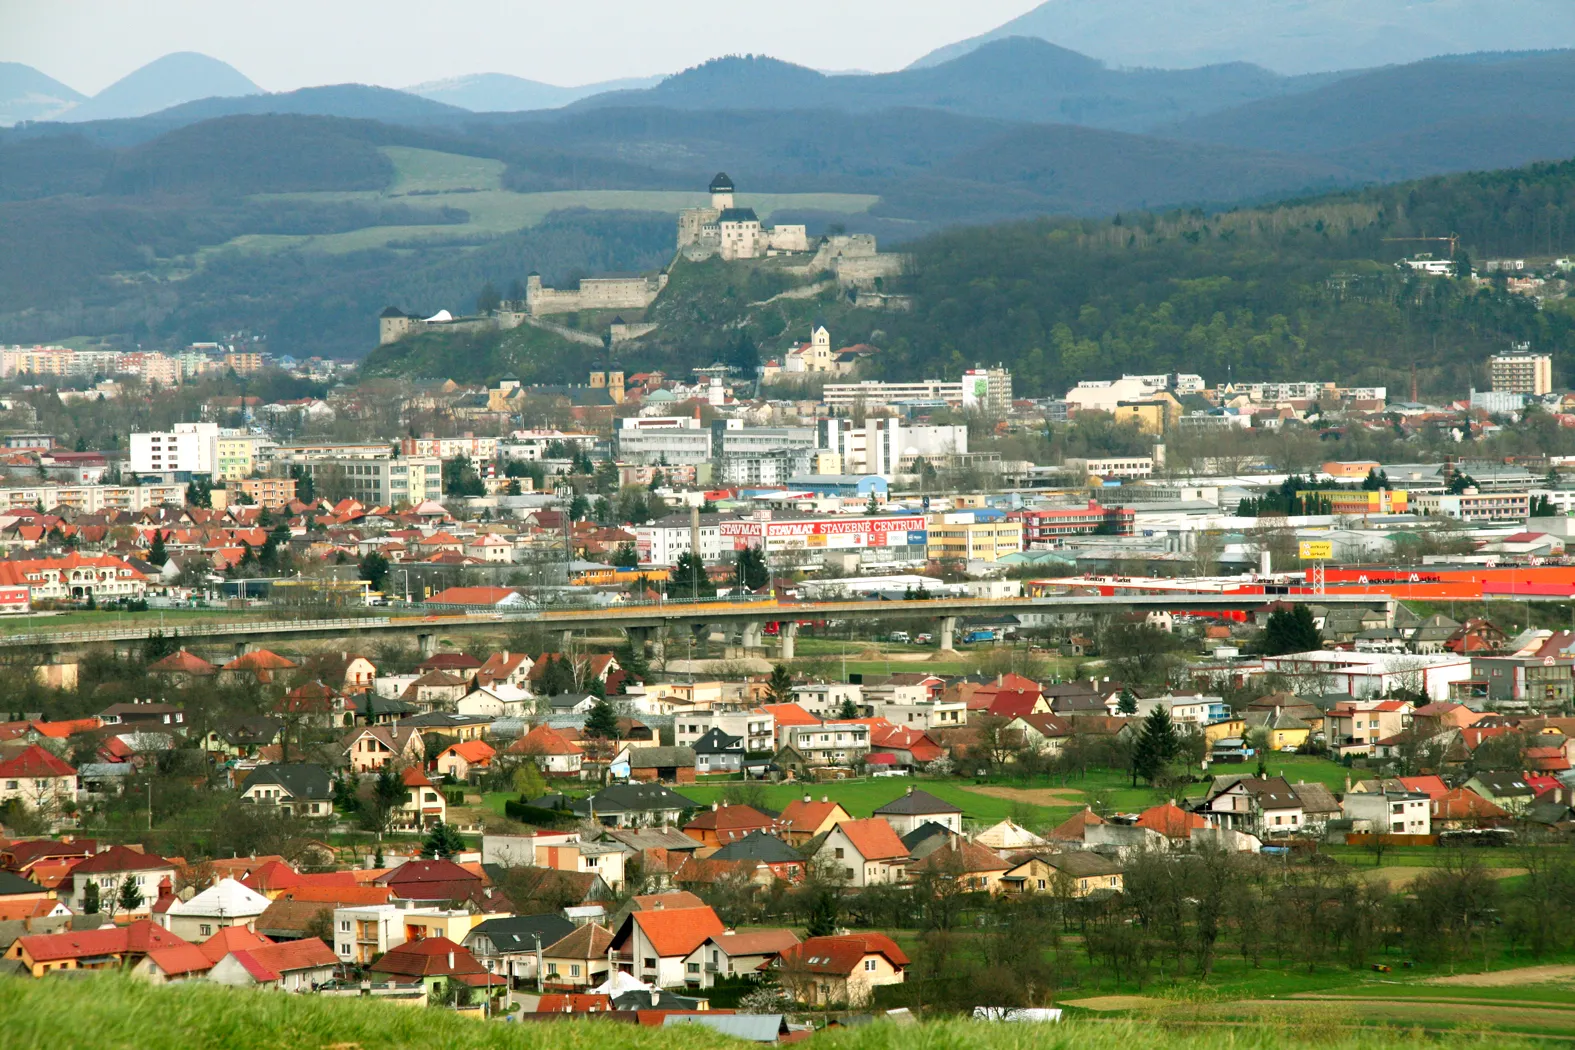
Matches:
[[709, 172, 735, 210]]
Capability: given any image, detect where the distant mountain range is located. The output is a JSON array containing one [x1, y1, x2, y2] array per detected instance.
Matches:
[[0, 62, 84, 125], [911, 0, 1575, 75], [55, 52, 260, 124], [405, 72, 663, 112]]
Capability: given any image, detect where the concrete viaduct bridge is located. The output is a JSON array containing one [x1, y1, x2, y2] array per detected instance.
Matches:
[[0, 593, 1395, 659]]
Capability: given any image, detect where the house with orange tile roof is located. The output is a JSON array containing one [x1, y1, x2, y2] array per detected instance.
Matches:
[[509, 724, 585, 775], [368, 935, 507, 1001], [684, 928, 800, 989], [475, 650, 535, 689], [1135, 801, 1210, 840], [220, 648, 299, 685], [435, 739, 496, 780], [208, 936, 338, 992], [769, 933, 907, 1006], [906, 839, 1009, 892], [6, 918, 186, 977], [396, 766, 447, 828], [818, 818, 909, 887], [0, 744, 77, 819], [610, 905, 725, 988], [777, 795, 852, 846], [1433, 786, 1511, 829], [683, 802, 782, 848], [147, 648, 217, 678]]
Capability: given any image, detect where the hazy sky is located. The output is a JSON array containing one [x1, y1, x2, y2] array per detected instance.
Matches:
[[2, 0, 1041, 94]]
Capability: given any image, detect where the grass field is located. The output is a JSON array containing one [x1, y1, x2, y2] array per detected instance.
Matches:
[[8, 973, 1560, 1050], [218, 146, 881, 256]]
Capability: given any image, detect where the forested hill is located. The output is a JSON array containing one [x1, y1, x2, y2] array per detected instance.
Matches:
[[877, 160, 1575, 398]]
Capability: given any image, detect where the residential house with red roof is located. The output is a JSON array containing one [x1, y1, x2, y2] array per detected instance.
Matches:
[[220, 649, 299, 685], [147, 649, 217, 678], [769, 933, 907, 1006], [395, 766, 447, 828], [610, 905, 725, 989], [0, 744, 78, 818], [818, 818, 909, 887], [777, 796, 852, 846], [63, 845, 178, 917], [509, 724, 585, 775], [0, 552, 146, 602], [7, 919, 186, 977], [906, 839, 1011, 892], [866, 723, 944, 768], [1433, 786, 1511, 829], [683, 803, 782, 848], [435, 739, 496, 780], [1135, 801, 1210, 840], [208, 937, 338, 991], [369, 935, 506, 1001], [475, 650, 535, 689]]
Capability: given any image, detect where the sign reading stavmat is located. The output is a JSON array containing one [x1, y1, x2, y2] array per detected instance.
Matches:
[[1298, 541, 1333, 560]]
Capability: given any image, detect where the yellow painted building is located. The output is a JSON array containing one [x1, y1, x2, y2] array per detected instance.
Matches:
[[926, 516, 1023, 563], [1296, 489, 1408, 514], [1111, 393, 1181, 434], [216, 436, 259, 481]]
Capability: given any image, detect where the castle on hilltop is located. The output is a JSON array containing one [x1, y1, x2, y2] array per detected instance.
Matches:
[[677, 173, 809, 261]]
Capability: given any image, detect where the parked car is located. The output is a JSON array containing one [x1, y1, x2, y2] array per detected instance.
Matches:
[[889, 631, 911, 643], [915, 632, 934, 645]]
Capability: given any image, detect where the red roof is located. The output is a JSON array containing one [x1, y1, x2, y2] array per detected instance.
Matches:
[[684, 805, 778, 837], [760, 703, 819, 727], [779, 797, 849, 834], [68, 844, 172, 877], [225, 938, 337, 979], [774, 933, 908, 976], [1433, 786, 1509, 821], [223, 649, 298, 671], [377, 858, 480, 889], [147, 649, 217, 675], [0, 744, 75, 779], [144, 943, 215, 977], [833, 818, 909, 861], [509, 724, 584, 757], [1395, 775, 1450, 800], [1135, 802, 1208, 839], [200, 925, 274, 963], [985, 691, 1043, 719], [440, 740, 496, 764], [370, 936, 487, 977], [17, 919, 185, 963], [537, 994, 615, 1012], [1050, 808, 1106, 841], [425, 586, 520, 606], [629, 906, 725, 958]]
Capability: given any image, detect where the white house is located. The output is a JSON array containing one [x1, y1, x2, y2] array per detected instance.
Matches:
[[157, 878, 270, 941]]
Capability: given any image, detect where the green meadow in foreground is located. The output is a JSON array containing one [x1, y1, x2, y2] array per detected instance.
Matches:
[[1, 975, 1552, 1050]]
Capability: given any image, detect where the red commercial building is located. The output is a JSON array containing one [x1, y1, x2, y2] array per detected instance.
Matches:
[[1015, 501, 1135, 542]]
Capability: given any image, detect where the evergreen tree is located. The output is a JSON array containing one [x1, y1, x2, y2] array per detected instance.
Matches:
[[568, 494, 590, 521], [117, 876, 144, 915], [422, 820, 466, 860], [82, 880, 99, 915], [290, 465, 315, 504], [537, 654, 575, 697], [332, 775, 360, 813], [806, 890, 840, 937], [735, 546, 769, 591], [837, 698, 858, 719], [766, 664, 793, 705], [147, 531, 168, 567], [359, 550, 390, 591], [143, 629, 179, 663], [1116, 687, 1138, 715], [672, 551, 715, 599], [371, 762, 406, 834], [1260, 605, 1323, 655], [611, 542, 640, 568], [585, 697, 620, 739], [476, 281, 502, 314], [1132, 705, 1180, 785]]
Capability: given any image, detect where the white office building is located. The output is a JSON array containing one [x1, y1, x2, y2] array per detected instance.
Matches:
[[130, 422, 218, 477]]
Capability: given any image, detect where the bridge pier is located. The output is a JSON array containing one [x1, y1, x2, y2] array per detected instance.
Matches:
[[779, 621, 798, 661], [741, 621, 765, 652], [557, 630, 574, 651], [233, 640, 251, 658], [416, 633, 436, 658], [937, 616, 957, 652]]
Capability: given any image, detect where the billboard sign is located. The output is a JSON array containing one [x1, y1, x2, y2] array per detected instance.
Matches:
[[720, 516, 927, 552], [961, 370, 990, 410], [1298, 541, 1333, 560]]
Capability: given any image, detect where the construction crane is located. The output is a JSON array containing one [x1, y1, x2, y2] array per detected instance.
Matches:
[[1383, 233, 1461, 258]]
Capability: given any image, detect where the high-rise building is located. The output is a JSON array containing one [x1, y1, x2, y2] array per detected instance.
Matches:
[[1489, 350, 1552, 395]]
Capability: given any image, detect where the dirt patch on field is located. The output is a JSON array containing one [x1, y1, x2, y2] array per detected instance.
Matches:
[[1208, 998, 1575, 1033], [1361, 866, 1526, 889], [959, 784, 1085, 807], [1060, 996, 1168, 1012], [1429, 964, 1575, 987]]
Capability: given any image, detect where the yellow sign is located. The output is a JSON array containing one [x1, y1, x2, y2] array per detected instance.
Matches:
[[1298, 541, 1333, 560]]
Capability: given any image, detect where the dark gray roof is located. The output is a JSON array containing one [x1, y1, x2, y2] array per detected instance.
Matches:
[[241, 762, 333, 800], [546, 693, 599, 710], [350, 695, 416, 717], [398, 712, 492, 729], [709, 172, 734, 193], [709, 831, 804, 864], [466, 913, 576, 953], [717, 207, 759, 224], [692, 728, 743, 754], [0, 870, 45, 897], [1290, 781, 1341, 816], [1471, 771, 1536, 796], [379, 306, 406, 318], [616, 988, 707, 1011], [628, 746, 696, 769], [899, 821, 957, 859], [590, 782, 698, 813], [873, 788, 962, 816]]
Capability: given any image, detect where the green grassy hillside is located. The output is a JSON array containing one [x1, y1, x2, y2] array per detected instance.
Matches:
[[1, 975, 1553, 1050]]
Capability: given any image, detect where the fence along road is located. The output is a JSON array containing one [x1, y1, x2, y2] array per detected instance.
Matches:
[[0, 592, 1396, 650]]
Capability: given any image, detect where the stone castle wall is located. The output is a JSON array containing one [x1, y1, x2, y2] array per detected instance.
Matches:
[[523, 273, 667, 317]]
